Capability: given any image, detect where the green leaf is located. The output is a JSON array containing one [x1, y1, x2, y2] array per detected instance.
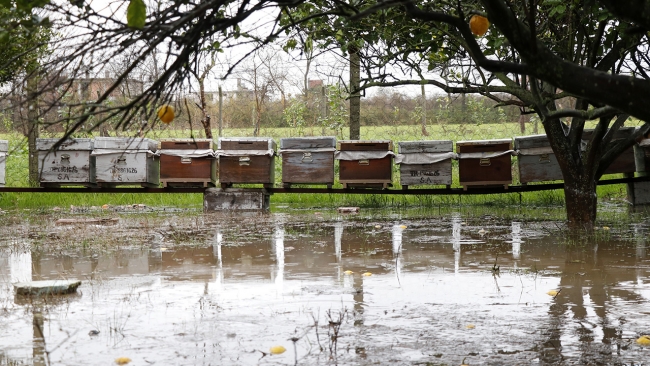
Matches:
[[127, 0, 146, 30]]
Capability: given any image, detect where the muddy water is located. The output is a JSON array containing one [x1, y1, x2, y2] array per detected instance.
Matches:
[[1, 212, 650, 365]]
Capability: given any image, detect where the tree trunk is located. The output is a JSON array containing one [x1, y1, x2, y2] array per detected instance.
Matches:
[[198, 78, 212, 139], [27, 76, 39, 187], [421, 84, 429, 136], [563, 175, 597, 229], [349, 48, 360, 140]]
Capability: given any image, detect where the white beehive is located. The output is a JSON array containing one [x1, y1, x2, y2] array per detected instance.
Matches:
[[0, 140, 8, 187], [36, 138, 95, 187], [92, 137, 159, 187], [396, 140, 455, 188]]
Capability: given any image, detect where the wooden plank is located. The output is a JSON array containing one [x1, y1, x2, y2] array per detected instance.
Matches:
[[338, 207, 359, 213], [14, 280, 81, 296], [281, 151, 334, 184]]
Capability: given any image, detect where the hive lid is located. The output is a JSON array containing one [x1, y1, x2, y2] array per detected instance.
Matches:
[[280, 136, 336, 150], [398, 140, 453, 154], [338, 140, 393, 151], [456, 138, 512, 146], [159, 138, 215, 150], [514, 134, 550, 150], [93, 137, 158, 151], [218, 137, 276, 150], [36, 138, 94, 151]]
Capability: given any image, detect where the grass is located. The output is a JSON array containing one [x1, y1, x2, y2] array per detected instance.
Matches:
[[0, 121, 639, 210]]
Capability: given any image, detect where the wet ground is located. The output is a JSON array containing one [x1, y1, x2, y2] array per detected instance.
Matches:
[[1, 209, 650, 365]]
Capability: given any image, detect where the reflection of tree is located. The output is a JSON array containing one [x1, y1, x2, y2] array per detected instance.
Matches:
[[540, 238, 644, 364]]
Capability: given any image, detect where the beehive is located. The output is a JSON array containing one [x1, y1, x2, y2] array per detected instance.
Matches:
[[36, 138, 95, 187], [0, 140, 8, 187], [92, 137, 159, 187], [396, 140, 455, 189], [158, 139, 216, 187], [337, 140, 394, 189], [217, 137, 276, 189], [457, 139, 513, 189], [514, 134, 562, 183], [279, 137, 336, 188], [583, 127, 637, 175]]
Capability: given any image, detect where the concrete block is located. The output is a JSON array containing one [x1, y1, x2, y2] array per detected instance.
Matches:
[[204, 188, 270, 211], [627, 180, 650, 205]]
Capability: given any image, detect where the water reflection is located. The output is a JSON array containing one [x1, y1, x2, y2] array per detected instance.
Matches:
[[1, 215, 650, 365], [272, 226, 284, 291], [511, 221, 522, 260]]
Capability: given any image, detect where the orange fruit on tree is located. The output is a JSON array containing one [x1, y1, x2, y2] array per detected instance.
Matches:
[[157, 104, 175, 124], [469, 15, 490, 36]]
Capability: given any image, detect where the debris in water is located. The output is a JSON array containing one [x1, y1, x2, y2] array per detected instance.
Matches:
[[344, 270, 354, 275], [466, 324, 475, 329], [337, 207, 359, 213], [269, 345, 286, 355], [636, 335, 650, 346], [114, 357, 131, 365], [14, 280, 82, 295], [88, 330, 100, 336], [547, 289, 560, 297], [478, 229, 486, 236], [55, 218, 119, 226], [399, 225, 407, 229], [102, 204, 110, 210], [374, 225, 382, 229], [602, 226, 610, 231], [362, 272, 372, 277]]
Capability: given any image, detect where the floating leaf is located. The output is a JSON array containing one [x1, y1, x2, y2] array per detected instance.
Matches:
[[374, 225, 382, 229], [362, 272, 372, 277], [126, 0, 146, 29], [344, 270, 353, 275], [466, 324, 475, 329], [636, 335, 650, 346], [115, 357, 131, 365], [399, 225, 407, 229], [270, 345, 286, 354], [547, 290, 559, 296], [602, 226, 610, 231]]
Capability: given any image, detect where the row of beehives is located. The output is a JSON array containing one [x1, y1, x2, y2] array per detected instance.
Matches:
[[1, 129, 649, 189]]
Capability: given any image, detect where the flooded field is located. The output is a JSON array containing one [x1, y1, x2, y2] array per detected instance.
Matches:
[[1, 208, 650, 365]]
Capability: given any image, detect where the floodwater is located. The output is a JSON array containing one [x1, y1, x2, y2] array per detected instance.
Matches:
[[1, 210, 650, 365]]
